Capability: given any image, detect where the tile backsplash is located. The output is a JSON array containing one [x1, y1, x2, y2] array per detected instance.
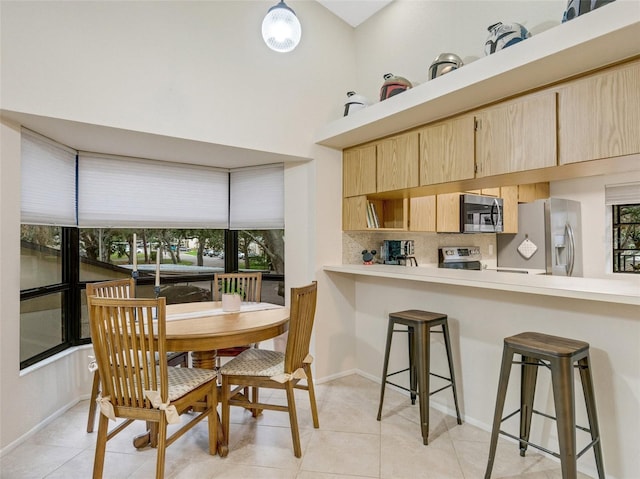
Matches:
[[343, 231, 497, 268]]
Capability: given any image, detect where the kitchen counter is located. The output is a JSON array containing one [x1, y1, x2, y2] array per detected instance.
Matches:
[[323, 264, 640, 306]]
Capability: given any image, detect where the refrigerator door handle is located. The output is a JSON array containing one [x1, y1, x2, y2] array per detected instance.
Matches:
[[566, 223, 575, 276]]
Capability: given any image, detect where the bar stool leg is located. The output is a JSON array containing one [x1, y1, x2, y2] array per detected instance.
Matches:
[[551, 357, 578, 479], [377, 319, 395, 421], [442, 321, 462, 425], [408, 327, 417, 405], [485, 345, 515, 479], [414, 322, 431, 445], [519, 355, 539, 456], [578, 356, 605, 479]]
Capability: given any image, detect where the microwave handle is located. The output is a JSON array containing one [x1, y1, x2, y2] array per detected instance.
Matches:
[[492, 198, 502, 229]]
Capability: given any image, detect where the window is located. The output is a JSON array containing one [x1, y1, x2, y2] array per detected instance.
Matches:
[[20, 130, 286, 368], [606, 183, 640, 274], [612, 204, 640, 273]]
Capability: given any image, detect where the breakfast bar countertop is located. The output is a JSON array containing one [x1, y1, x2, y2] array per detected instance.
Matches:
[[323, 264, 640, 306]]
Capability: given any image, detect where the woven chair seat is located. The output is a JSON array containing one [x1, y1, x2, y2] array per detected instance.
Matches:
[[220, 349, 285, 377], [167, 367, 217, 400]]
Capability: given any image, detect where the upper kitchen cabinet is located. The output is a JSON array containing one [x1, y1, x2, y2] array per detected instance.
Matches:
[[343, 144, 377, 197], [376, 132, 419, 192], [419, 115, 475, 185], [475, 91, 557, 177], [557, 59, 640, 165]]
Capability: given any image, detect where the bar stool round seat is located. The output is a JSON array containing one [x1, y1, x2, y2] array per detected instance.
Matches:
[[376, 309, 462, 445], [484, 331, 605, 479]]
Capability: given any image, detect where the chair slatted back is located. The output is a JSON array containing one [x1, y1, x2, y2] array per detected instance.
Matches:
[[88, 296, 168, 409], [213, 272, 262, 302], [86, 278, 135, 299], [284, 282, 318, 374]]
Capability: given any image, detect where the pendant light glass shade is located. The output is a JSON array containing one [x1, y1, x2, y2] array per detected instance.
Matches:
[[262, 1, 301, 53]]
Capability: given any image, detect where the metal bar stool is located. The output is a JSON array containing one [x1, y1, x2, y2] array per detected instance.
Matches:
[[376, 310, 462, 445], [485, 332, 605, 479]]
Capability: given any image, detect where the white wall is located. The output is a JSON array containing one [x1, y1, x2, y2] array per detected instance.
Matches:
[[353, 0, 566, 104], [0, 1, 354, 157]]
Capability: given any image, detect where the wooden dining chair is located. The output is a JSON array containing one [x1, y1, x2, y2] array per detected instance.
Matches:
[[85, 278, 188, 433], [213, 272, 263, 360], [88, 295, 217, 479], [220, 281, 319, 458]]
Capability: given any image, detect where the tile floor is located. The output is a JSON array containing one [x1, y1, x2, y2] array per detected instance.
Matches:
[[0, 374, 594, 479]]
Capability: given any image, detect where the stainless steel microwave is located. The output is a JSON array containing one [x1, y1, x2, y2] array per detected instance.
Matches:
[[460, 194, 503, 233]]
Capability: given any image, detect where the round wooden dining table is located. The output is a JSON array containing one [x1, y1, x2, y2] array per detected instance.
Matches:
[[164, 301, 289, 369], [135, 301, 289, 455]]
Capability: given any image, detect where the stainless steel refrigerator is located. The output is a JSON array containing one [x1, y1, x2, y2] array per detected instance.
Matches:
[[497, 198, 583, 276]]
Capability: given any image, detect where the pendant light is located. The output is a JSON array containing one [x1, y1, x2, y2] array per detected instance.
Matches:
[[261, 1, 302, 53]]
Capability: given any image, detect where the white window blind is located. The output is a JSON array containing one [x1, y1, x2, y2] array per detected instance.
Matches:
[[21, 129, 77, 226], [78, 153, 229, 228], [605, 182, 640, 206], [229, 164, 284, 229]]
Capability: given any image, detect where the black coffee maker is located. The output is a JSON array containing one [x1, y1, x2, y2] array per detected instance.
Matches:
[[381, 240, 418, 266]]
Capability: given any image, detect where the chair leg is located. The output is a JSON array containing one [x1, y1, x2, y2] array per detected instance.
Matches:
[[552, 357, 578, 479], [485, 345, 515, 479], [87, 371, 101, 433], [414, 323, 430, 445], [408, 327, 417, 405], [221, 375, 231, 452], [304, 363, 320, 428], [251, 387, 261, 417], [155, 417, 168, 479], [285, 382, 302, 458], [578, 356, 605, 479], [519, 355, 539, 457], [92, 411, 109, 479], [377, 319, 395, 421], [207, 382, 218, 456], [442, 321, 462, 425]]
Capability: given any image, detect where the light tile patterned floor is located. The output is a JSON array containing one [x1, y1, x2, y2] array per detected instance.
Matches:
[[0, 374, 594, 478]]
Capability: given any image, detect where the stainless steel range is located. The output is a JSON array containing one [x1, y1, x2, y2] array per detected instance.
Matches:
[[438, 246, 482, 270]]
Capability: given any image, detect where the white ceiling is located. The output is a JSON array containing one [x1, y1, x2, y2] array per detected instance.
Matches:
[[316, 0, 393, 27]]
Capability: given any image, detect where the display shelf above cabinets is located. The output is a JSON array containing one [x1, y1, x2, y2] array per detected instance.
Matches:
[[316, 2, 640, 150]]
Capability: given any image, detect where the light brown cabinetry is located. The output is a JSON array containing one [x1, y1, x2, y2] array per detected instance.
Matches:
[[410, 196, 436, 232], [436, 193, 462, 233], [343, 196, 369, 230], [377, 132, 419, 192], [343, 196, 409, 231], [419, 115, 475, 185], [343, 144, 377, 197], [475, 91, 557, 177], [557, 59, 640, 165]]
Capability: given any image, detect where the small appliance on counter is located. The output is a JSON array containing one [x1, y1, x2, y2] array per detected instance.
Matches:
[[381, 240, 418, 266], [438, 246, 482, 270], [461, 194, 503, 233], [497, 198, 582, 276]]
